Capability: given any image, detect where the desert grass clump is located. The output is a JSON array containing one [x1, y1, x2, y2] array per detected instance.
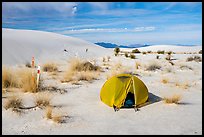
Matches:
[[132, 49, 141, 53], [25, 62, 32, 68], [76, 71, 99, 81], [125, 53, 129, 58], [142, 51, 147, 55], [114, 47, 120, 56], [63, 58, 100, 83], [163, 94, 181, 104], [198, 50, 202, 54], [35, 92, 51, 108], [45, 106, 53, 119], [4, 96, 23, 112], [45, 107, 65, 123], [130, 54, 136, 59], [18, 68, 37, 93], [161, 77, 169, 84], [186, 56, 202, 62], [2, 66, 18, 88], [157, 50, 165, 54], [42, 62, 58, 72], [146, 62, 161, 71]]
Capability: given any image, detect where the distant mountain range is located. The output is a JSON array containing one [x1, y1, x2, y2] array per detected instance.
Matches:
[[95, 42, 150, 48], [95, 42, 198, 48]]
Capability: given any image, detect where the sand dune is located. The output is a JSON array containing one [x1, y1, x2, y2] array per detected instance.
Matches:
[[121, 45, 201, 53], [2, 29, 111, 66]]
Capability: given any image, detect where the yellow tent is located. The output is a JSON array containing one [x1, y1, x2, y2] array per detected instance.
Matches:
[[100, 73, 148, 110]]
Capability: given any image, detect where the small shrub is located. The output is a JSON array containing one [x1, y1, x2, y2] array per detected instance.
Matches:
[[107, 56, 111, 61], [2, 67, 18, 88], [4, 96, 23, 112], [42, 62, 58, 72], [166, 51, 172, 55], [25, 62, 31, 68], [156, 55, 160, 59], [161, 77, 169, 84], [147, 51, 152, 53], [102, 57, 106, 62], [125, 53, 129, 58], [157, 50, 165, 54], [186, 56, 202, 62], [163, 94, 181, 104], [114, 47, 120, 55], [146, 62, 161, 71], [142, 51, 147, 55], [18, 68, 37, 93], [165, 54, 171, 61], [35, 92, 51, 108], [132, 49, 141, 53], [45, 106, 52, 119], [198, 50, 202, 54], [130, 54, 136, 59]]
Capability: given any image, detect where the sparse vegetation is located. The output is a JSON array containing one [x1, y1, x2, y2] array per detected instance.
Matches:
[[186, 56, 202, 62], [157, 50, 165, 54], [2, 66, 18, 88], [125, 53, 129, 58], [132, 49, 141, 53], [18, 68, 38, 93], [114, 47, 120, 56], [142, 51, 147, 55], [35, 92, 51, 108], [161, 77, 169, 84], [45, 106, 53, 119], [42, 62, 58, 72], [63, 58, 100, 83], [198, 50, 202, 54], [130, 54, 136, 59], [163, 94, 181, 104], [4, 96, 23, 112], [25, 62, 31, 68], [45, 106, 65, 124], [147, 51, 152, 53], [146, 62, 161, 71]]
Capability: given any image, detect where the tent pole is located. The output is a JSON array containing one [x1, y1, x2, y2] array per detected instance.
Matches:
[[132, 76, 137, 111]]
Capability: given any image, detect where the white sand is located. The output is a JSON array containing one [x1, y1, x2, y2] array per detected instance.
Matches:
[[2, 28, 112, 66], [2, 29, 202, 135]]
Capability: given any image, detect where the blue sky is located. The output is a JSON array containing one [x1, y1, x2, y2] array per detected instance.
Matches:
[[2, 2, 202, 45]]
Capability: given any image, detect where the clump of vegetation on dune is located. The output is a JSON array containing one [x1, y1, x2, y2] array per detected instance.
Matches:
[[163, 94, 181, 104], [4, 95, 24, 112], [186, 56, 202, 62], [42, 62, 58, 72], [146, 61, 161, 71], [63, 58, 101, 83]]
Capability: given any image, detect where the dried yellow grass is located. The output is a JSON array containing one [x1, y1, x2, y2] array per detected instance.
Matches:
[[45, 106, 52, 119], [163, 94, 181, 104], [35, 92, 52, 108], [2, 66, 18, 88], [63, 57, 100, 83], [45, 107, 65, 123], [42, 62, 58, 72], [161, 77, 169, 84], [4, 95, 23, 111], [18, 68, 37, 93]]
